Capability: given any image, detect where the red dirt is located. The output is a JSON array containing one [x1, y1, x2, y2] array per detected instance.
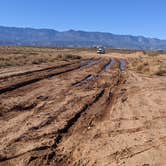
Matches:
[[0, 48, 165, 166]]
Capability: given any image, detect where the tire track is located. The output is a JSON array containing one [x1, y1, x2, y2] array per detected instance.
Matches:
[[0, 89, 105, 162], [103, 59, 116, 72], [71, 58, 118, 87], [52, 78, 123, 165], [0, 59, 102, 95], [0, 58, 106, 123], [119, 59, 126, 72], [0, 56, 123, 165], [0, 61, 79, 80], [107, 137, 166, 164]]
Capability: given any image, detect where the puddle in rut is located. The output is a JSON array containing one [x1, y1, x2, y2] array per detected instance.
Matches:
[[74, 75, 95, 87], [80, 59, 102, 69], [120, 59, 126, 71], [104, 59, 116, 72]]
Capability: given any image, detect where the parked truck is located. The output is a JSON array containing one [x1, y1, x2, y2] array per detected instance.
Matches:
[[97, 47, 105, 54]]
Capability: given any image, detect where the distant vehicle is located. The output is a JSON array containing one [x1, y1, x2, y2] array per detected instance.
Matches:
[[97, 47, 105, 54]]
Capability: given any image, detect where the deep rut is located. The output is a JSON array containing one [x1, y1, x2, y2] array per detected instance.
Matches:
[[0, 89, 105, 163], [0, 57, 124, 166], [0, 59, 102, 94]]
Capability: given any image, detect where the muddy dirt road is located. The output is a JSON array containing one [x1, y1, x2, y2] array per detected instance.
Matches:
[[0, 48, 166, 166], [0, 56, 125, 165]]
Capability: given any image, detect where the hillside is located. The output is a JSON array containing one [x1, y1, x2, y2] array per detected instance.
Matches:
[[0, 26, 166, 50]]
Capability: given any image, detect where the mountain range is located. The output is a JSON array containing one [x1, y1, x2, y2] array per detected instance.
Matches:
[[0, 26, 166, 50]]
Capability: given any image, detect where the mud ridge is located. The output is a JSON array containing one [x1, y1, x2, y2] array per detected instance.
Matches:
[[53, 89, 105, 147], [72, 74, 92, 86], [72, 74, 95, 87], [0, 59, 104, 94], [80, 59, 102, 69], [0, 89, 105, 163], [0, 62, 77, 80], [0, 63, 88, 94]]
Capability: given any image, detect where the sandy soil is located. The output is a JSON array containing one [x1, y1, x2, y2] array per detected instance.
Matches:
[[0, 47, 165, 166]]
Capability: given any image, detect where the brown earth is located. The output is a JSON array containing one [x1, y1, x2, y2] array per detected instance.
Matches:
[[0, 47, 165, 166]]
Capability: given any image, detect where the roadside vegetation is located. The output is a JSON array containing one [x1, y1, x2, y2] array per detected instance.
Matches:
[[0, 47, 165, 76], [0, 47, 81, 68], [130, 53, 166, 76]]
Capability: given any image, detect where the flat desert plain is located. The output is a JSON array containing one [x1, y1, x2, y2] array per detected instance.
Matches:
[[0, 47, 165, 166]]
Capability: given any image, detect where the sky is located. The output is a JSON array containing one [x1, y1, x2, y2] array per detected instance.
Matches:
[[0, 0, 165, 39]]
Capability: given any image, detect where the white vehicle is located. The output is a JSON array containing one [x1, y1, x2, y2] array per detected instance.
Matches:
[[97, 47, 105, 54]]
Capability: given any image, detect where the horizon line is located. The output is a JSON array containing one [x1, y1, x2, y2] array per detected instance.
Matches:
[[0, 25, 165, 41]]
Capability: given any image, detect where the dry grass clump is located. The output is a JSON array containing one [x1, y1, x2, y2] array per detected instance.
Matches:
[[107, 48, 138, 54], [136, 61, 150, 73], [155, 64, 166, 76], [146, 51, 159, 57], [144, 50, 166, 57], [130, 54, 166, 76], [56, 54, 81, 60]]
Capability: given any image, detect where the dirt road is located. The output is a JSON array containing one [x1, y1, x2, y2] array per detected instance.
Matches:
[[0, 48, 165, 166]]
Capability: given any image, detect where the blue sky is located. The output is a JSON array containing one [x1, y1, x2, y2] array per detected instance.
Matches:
[[0, 0, 165, 39]]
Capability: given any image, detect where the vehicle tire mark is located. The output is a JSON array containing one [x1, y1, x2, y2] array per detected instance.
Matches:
[[108, 137, 166, 164], [0, 89, 105, 162]]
